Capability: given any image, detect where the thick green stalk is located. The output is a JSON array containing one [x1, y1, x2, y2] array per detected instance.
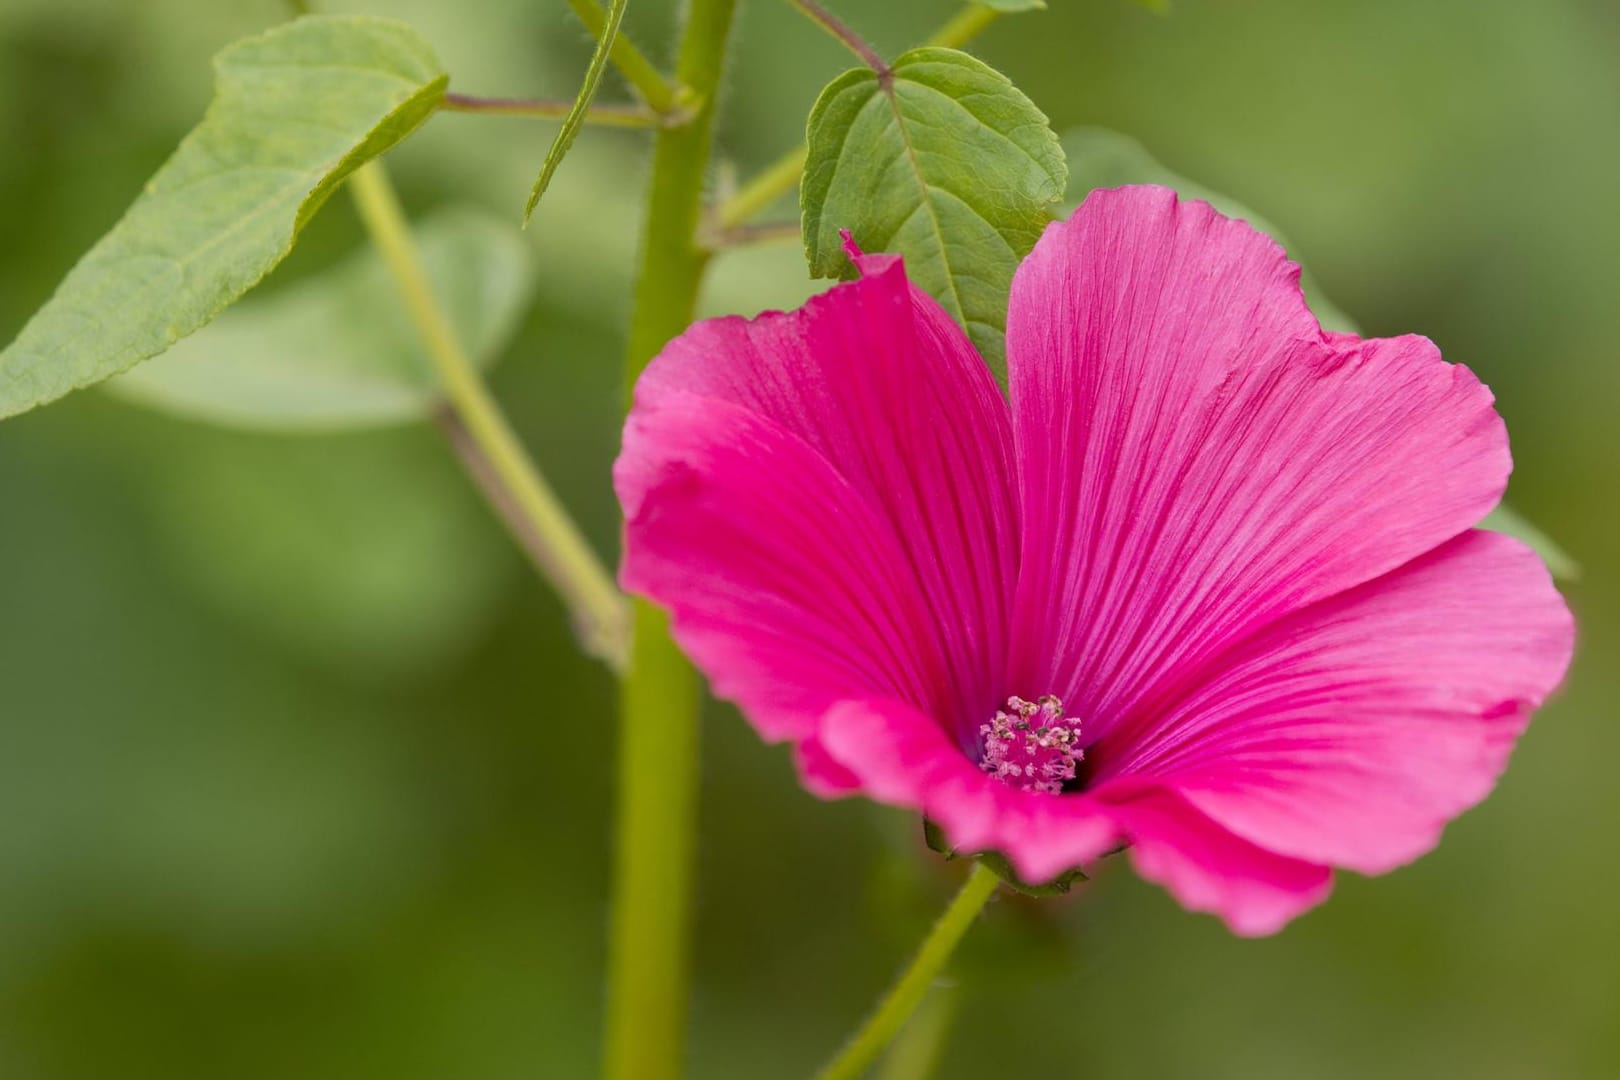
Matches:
[[347, 161, 628, 670], [604, 2, 738, 1080], [622, 1, 737, 378], [813, 865, 1000, 1080]]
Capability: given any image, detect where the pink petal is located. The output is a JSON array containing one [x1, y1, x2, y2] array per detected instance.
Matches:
[[816, 698, 1331, 928], [817, 698, 1119, 884], [619, 393, 932, 741], [1107, 530, 1574, 874], [617, 255, 1018, 745], [793, 735, 863, 798], [1097, 782, 1334, 936], [1005, 186, 1511, 744]]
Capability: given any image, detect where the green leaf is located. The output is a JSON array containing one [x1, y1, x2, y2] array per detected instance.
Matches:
[[524, 0, 627, 225], [1061, 125, 1356, 333], [802, 47, 1066, 380], [108, 210, 535, 431], [1064, 125, 1578, 582], [1480, 505, 1580, 581], [0, 16, 448, 421], [142, 429, 518, 685], [974, 1, 1046, 10]]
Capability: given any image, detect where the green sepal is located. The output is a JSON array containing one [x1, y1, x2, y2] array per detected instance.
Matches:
[[923, 818, 1089, 897]]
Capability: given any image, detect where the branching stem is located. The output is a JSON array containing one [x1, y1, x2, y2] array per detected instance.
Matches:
[[441, 91, 666, 127], [348, 160, 629, 670]]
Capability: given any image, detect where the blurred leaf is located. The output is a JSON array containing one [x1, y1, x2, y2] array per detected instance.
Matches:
[[141, 429, 517, 685], [524, 0, 626, 224], [0, 16, 447, 420], [1480, 504, 1580, 580], [1062, 125, 1357, 333], [802, 47, 1066, 379], [109, 210, 535, 431], [975, 0, 1046, 10]]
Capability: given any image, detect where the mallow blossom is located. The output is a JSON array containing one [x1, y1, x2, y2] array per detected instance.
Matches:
[[615, 185, 1574, 934]]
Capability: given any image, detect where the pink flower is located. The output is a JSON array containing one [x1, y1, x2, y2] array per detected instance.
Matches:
[[615, 185, 1574, 935]]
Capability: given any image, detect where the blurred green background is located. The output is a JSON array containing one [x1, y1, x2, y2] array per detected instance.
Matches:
[[2, 1, 1616, 1076]]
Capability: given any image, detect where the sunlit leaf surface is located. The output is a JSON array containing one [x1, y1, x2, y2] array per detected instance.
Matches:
[[0, 16, 447, 419], [110, 210, 534, 431]]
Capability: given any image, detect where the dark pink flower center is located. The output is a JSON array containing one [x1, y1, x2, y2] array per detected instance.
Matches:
[[978, 695, 1085, 795]]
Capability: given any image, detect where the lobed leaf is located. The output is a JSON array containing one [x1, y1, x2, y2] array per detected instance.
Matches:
[[109, 210, 534, 431], [802, 47, 1067, 380], [0, 16, 448, 421]]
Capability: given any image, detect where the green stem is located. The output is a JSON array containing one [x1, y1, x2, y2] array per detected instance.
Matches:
[[564, 0, 689, 117], [441, 91, 663, 128], [814, 865, 1000, 1080], [604, 2, 738, 1079], [924, 5, 1001, 50], [716, 145, 808, 230], [875, 983, 960, 1080], [347, 160, 629, 670], [713, 3, 1002, 229]]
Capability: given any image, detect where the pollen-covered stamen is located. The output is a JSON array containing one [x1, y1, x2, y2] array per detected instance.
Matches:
[[978, 695, 1085, 795]]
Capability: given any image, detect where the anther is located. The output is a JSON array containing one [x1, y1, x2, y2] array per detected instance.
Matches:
[[978, 695, 1084, 795]]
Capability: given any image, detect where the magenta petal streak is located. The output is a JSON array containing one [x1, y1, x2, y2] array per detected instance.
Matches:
[[614, 185, 1574, 934]]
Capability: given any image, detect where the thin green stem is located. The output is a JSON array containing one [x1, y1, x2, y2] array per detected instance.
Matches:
[[347, 160, 629, 670], [564, 0, 688, 117], [604, 1, 738, 1078], [441, 91, 663, 128], [875, 983, 960, 1080], [713, 3, 1002, 229], [924, 5, 1002, 50], [716, 145, 808, 230], [785, 0, 889, 72], [814, 865, 1000, 1080]]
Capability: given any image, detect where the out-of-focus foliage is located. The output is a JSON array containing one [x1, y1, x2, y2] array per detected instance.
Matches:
[[977, 1, 1047, 13], [0, 16, 446, 419], [1, 1, 1615, 1078], [110, 209, 534, 430]]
